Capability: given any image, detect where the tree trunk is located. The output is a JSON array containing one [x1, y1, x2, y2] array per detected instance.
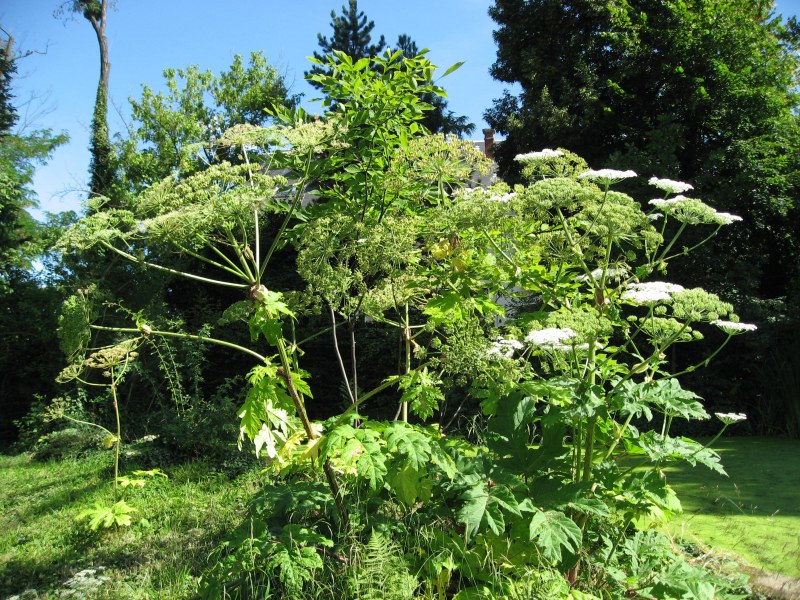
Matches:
[[85, 0, 114, 199]]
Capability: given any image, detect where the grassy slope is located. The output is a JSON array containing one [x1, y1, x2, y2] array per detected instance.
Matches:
[[0, 451, 262, 599], [664, 436, 800, 578]]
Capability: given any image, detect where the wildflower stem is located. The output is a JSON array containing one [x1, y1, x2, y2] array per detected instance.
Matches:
[[260, 151, 313, 279], [110, 365, 121, 502], [174, 241, 248, 280], [225, 226, 256, 282], [657, 221, 687, 263], [481, 228, 517, 269], [602, 413, 634, 461], [100, 242, 249, 289], [668, 334, 733, 378], [275, 337, 350, 531], [89, 324, 268, 364], [663, 225, 723, 262]]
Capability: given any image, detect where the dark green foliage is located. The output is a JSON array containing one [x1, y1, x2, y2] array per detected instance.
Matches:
[[0, 37, 68, 444], [0, 41, 18, 133], [31, 427, 104, 461]]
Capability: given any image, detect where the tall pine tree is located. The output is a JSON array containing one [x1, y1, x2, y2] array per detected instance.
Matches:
[[307, 0, 386, 86]]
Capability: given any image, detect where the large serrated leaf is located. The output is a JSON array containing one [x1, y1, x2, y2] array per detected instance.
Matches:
[[384, 423, 432, 471], [458, 484, 490, 540], [458, 483, 520, 539], [528, 510, 582, 564], [386, 464, 432, 505]]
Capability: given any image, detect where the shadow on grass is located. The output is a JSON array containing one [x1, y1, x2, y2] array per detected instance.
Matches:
[[664, 436, 800, 517], [664, 436, 800, 578], [0, 452, 259, 598]]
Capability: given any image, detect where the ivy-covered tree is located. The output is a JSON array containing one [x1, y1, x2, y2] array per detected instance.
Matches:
[[308, 1, 474, 136], [57, 0, 115, 198]]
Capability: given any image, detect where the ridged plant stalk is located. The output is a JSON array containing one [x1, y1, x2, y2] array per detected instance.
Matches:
[[275, 337, 350, 530]]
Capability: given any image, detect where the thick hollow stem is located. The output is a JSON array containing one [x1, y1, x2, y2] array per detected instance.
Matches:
[[402, 303, 411, 423], [329, 305, 356, 405], [275, 338, 350, 531], [110, 366, 121, 502]]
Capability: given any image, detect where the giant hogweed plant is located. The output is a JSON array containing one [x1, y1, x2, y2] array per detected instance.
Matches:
[[57, 51, 754, 597], [407, 154, 756, 585], [56, 50, 478, 529]]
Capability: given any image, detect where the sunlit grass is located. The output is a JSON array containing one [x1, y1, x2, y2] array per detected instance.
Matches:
[[664, 436, 800, 578], [0, 451, 263, 599]]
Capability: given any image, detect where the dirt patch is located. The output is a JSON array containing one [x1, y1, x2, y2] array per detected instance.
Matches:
[[747, 569, 800, 599]]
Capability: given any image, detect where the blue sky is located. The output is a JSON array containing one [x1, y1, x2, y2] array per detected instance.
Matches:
[[3, 0, 800, 218]]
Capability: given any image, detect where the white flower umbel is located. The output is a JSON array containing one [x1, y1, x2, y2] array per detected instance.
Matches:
[[525, 327, 577, 348], [648, 176, 694, 195], [648, 197, 683, 209], [715, 412, 747, 425], [550, 342, 592, 352], [622, 281, 685, 304], [578, 169, 637, 185], [714, 212, 743, 225], [711, 320, 757, 334], [648, 196, 743, 226], [487, 337, 524, 359], [515, 149, 563, 162]]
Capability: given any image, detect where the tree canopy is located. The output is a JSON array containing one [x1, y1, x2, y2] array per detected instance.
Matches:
[[0, 32, 68, 442], [118, 52, 299, 192], [486, 0, 800, 298], [307, 0, 474, 137]]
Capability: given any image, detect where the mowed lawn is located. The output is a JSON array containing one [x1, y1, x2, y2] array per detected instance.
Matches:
[[664, 436, 800, 578]]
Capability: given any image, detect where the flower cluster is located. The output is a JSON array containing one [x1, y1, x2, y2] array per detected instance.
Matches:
[[622, 282, 685, 304], [648, 197, 742, 226], [578, 169, 637, 184], [515, 149, 563, 162], [578, 266, 628, 283], [487, 337, 524, 359], [710, 320, 757, 334], [715, 412, 747, 425], [525, 327, 578, 349], [648, 176, 694, 195], [488, 192, 516, 202]]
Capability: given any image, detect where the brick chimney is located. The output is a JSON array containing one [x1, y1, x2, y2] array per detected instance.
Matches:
[[482, 128, 495, 161]]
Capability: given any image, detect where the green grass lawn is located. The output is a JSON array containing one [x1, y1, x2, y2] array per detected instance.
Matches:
[[663, 436, 800, 579], [0, 450, 262, 599], [1, 437, 797, 598]]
